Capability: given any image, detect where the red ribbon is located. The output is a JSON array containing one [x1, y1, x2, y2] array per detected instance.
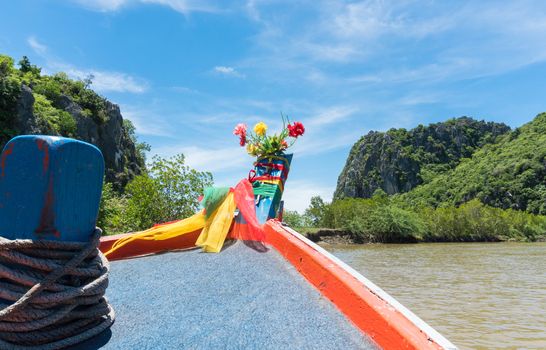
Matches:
[[248, 169, 257, 183]]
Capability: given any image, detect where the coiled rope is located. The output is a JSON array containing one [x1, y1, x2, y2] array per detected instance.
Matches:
[[0, 228, 115, 349]]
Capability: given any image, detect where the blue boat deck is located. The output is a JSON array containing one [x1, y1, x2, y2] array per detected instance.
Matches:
[[74, 241, 379, 349]]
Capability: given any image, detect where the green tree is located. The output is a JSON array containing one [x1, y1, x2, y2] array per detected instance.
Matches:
[[123, 119, 150, 164], [99, 154, 213, 233], [97, 182, 129, 235], [305, 196, 327, 227], [0, 55, 21, 144], [283, 210, 307, 228], [18, 56, 41, 76]]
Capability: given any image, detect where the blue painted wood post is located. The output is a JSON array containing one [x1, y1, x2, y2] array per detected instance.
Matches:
[[0, 135, 104, 242]]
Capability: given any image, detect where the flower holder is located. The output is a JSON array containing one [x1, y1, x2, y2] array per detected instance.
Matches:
[[250, 153, 293, 224]]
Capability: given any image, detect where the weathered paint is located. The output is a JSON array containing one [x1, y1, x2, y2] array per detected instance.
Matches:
[[0, 135, 104, 242], [36, 138, 50, 174], [0, 142, 14, 177], [34, 177, 60, 239]]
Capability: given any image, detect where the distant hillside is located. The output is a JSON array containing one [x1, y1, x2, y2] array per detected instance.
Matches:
[[400, 113, 546, 214], [0, 54, 144, 189], [335, 117, 510, 199]]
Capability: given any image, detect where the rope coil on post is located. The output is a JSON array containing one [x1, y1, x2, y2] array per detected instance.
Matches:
[[0, 228, 115, 349]]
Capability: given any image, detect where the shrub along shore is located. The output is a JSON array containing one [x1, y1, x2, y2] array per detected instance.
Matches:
[[285, 195, 546, 244]]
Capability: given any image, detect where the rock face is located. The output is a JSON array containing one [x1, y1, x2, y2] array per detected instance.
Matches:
[[10, 84, 143, 189], [334, 117, 510, 199]]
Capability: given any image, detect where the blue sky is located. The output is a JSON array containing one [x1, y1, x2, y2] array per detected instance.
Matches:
[[2, 0, 546, 212]]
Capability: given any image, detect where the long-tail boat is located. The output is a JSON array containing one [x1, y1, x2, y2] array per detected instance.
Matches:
[[0, 135, 458, 350]]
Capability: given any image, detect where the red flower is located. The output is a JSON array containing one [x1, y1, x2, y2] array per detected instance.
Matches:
[[233, 123, 247, 137], [281, 140, 288, 149], [234, 123, 247, 146], [287, 121, 305, 138]]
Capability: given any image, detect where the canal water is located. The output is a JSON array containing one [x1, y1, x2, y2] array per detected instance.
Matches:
[[324, 242, 546, 350]]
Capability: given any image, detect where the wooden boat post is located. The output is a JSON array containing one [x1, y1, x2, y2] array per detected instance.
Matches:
[[0, 135, 104, 242]]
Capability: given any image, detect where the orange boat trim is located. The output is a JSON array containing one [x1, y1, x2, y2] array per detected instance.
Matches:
[[264, 221, 457, 350]]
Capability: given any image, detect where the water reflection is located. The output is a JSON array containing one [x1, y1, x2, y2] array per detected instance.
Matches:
[[324, 242, 546, 350]]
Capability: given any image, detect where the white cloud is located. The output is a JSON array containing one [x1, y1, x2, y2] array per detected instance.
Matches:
[[73, 0, 127, 11], [292, 129, 359, 157], [141, 0, 218, 14], [328, 1, 454, 40], [282, 180, 334, 213], [152, 145, 248, 172], [213, 66, 244, 78], [25, 36, 148, 94], [243, 0, 546, 84], [72, 0, 219, 14], [63, 67, 148, 93], [27, 36, 48, 55], [171, 86, 199, 94], [305, 106, 357, 127], [121, 106, 173, 136]]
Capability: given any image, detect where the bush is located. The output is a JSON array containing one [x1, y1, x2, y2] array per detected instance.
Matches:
[[348, 205, 423, 243], [306, 197, 546, 243], [322, 197, 422, 242], [32, 93, 77, 136], [98, 154, 213, 233], [420, 199, 546, 242], [97, 182, 129, 235], [283, 210, 312, 228]]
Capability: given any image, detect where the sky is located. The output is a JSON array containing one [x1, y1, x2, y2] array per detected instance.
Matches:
[[1, 0, 546, 212]]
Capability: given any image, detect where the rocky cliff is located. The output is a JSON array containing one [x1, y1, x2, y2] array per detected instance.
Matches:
[[401, 113, 546, 214], [0, 55, 144, 189], [334, 117, 510, 199], [15, 86, 143, 188]]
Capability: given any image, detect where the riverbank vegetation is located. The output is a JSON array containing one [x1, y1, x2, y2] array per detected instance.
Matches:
[[308, 112, 546, 243], [285, 194, 546, 243]]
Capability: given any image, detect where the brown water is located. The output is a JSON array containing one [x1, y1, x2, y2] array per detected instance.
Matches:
[[324, 242, 546, 350]]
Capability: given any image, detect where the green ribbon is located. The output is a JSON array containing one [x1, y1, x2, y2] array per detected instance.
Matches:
[[252, 182, 281, 198], [201, 187, 230, 219]]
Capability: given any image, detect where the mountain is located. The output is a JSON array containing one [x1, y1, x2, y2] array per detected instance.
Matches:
[[0, 55, 144, 189], [400, 113, 546, 214], [334, 117, 510, 199]]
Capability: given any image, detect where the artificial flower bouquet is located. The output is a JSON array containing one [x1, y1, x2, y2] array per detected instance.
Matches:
[[233, 115, 305, 158]]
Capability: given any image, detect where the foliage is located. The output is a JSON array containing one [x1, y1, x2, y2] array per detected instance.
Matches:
[[97, 182, 129, 235], [0, 54, 112, 142], [0, 55, 21, 145], [400, 113, 546, 214], [123, 119, 150, 164], [304, 196, 327, 227], [302, 196, 546, 243], [98, 154, 213, 234], [32, 93, 77, 136], [282, 210, 308, 228], [18, 56, 41, 76], [33, 72, 109, 124], [335, 117, 510, 199]]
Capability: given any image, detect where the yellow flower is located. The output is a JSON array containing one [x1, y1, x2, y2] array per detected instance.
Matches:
[[246, 143, 256, 155], [253, 122, 268, 136]]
